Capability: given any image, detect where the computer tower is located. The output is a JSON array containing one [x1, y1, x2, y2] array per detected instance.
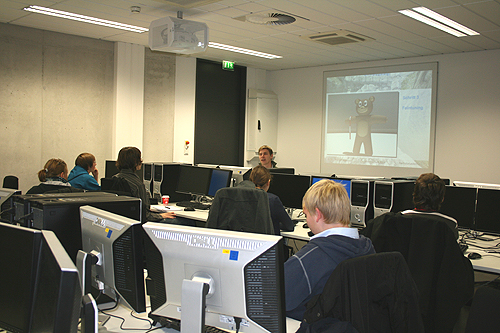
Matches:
[[13, 192, 117, 228], [152, 163, 163, 202], [143, 162, 153, 199], [29, 196, 141, 263], [373, 180, 415, 218], [350, 180, 374, 228]]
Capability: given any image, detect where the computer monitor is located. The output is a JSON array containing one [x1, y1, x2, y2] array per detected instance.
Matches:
[[176, 165, 212, 197], [439, 185, 477, 230], [453, 181, 500, 190], [474, 188, 500, 235], [218, 165, 251, 186], [269, 168, 295, 175], [268, 173, 311, 209], [207, 169, 232, 197], [0, 223, 81, 333], [311, 176, 351, 199], [105, 160, 119, 178], [0, 187, 20, 224], [79, 206, 146, 313], [143, 223, 286, 333]]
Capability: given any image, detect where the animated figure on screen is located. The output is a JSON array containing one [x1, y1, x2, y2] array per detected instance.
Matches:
[[344, 96, 387, 156]]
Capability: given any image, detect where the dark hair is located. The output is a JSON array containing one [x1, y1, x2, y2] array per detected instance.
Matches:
[[38, 158, 68, 182], [250, 165, 272, 188], [116, 147, 142, 171], [75, 153, 95, 171], [413, 173, 446, 211]]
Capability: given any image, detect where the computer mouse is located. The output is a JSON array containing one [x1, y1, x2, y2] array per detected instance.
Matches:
[[184, 207, 195, 211], [467, 252, 482, 260], [302, 223, 309, 228]]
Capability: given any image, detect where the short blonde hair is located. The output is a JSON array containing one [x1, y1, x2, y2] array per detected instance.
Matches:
[[303, 179, 351, 226], [258, 145, 273, 156]]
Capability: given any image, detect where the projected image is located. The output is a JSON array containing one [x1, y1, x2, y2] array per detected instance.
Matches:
[[322, 67, 434, 173], [326, 92, 398, 157]]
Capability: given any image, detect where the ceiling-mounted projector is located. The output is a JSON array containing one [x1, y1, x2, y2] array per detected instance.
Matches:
[[149, 16, 208, 54]]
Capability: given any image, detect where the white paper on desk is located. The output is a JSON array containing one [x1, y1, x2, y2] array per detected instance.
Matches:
[[150, 205, 184, 212]]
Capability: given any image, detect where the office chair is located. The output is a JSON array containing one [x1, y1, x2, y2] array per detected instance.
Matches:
[[206, 186, 274, 235], [302, 252, 424, 333], [363, 213, 474, 333], [464, 285, 500, 333], [3, 175, 19, 190]]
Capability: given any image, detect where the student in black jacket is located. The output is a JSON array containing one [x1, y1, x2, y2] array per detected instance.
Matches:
[[27, 158, 78, 194]]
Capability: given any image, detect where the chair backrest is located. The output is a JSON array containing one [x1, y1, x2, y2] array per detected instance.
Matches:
[[3, 175, 19, 190], [303, 252, 424, 333], [206, 186, 274, 235], [363, 213, 474, 333], [101, 177, 133, 196], [465, 285, 500, 333]]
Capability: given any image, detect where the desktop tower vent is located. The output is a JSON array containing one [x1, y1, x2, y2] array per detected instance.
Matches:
[[301, 30, 375, 46]]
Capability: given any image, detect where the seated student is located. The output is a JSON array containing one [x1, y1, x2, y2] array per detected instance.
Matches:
[[284, 179, 375, 321], [248, 165, 295, 235], [363, 173, 458, 239], [68, 153, 101, 191], [27, 158, 76, 194], [258, 145, 277, 169], [113, 146, 176, 223]]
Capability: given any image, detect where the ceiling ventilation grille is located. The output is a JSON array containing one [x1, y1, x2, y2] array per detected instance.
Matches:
[[301, 30, 374, 46], [234, 13, 296, 26], [153, 0, 221, 8]]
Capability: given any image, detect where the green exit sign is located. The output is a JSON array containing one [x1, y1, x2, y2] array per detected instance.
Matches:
[[222, 60, 235, 71]]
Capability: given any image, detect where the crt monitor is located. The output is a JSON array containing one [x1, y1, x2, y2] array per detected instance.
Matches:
[[218, 165, 251, 186], [311, 176, 351, 199], [143, 222, 286, 333], [0, 223, 81, 333], [474, 188, 500, 235], [207, 169, 232, 197], [80, 205, 146, 312], [268, 174, 311, 209], [176, 165, 212, 197], [439, 185, 477, 230]]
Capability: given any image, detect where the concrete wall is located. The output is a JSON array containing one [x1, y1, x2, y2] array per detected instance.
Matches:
[[0, 23, 176, 193]]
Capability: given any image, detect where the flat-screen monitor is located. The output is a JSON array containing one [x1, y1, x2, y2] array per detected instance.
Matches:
[[453, 181, 500, 190], [218, 165, 251, 186], [0, 223, 81, 333], [0, 188, 20, 224], [439, 185, 477, 230], [80, 205, 146, 312], [311, 176, 351, 199], [268, 174, 311, 209], [176, 165, 212, 197], [105, 160, 119, 178], [269, 168, 295, 175], [208, 169, 232, 197], [474, 188, 500, 235], [0, 187, 19, 206], [143, 223, 286, 333]]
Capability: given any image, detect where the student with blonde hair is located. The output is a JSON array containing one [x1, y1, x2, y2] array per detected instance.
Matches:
[[284, 179, 375, 320]]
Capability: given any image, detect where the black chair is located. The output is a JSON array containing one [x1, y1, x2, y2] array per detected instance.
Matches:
[[362, 213, 474, 333], [206, 186, 274, 235], [302, 252, 424, 333], [3, 175, 18, 190], [464, 286, 500, 333]]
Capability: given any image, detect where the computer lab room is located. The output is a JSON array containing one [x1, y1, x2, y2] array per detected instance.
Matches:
[[1, 0, 500, 332]]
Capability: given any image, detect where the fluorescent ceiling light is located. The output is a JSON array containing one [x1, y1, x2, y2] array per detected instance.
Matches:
[[208, 42, 282, 59], [23, 5, 148, 33], [399, 7, 479, 37]]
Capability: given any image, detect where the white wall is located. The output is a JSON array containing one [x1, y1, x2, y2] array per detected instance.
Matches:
[[267, 49, 500, 184]]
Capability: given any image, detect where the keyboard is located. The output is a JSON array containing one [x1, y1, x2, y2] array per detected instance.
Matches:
[[205, 325, 230, 333], [176, 201, 211, 210]]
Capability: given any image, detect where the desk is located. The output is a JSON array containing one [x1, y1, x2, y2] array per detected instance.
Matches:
[[98, 300, 301, 333], [461, 233, 500, 274]]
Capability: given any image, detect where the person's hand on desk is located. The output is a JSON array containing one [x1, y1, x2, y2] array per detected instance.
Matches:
[[161, 212, 176, 219]]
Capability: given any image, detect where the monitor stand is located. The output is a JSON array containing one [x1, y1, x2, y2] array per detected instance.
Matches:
[[180, 278, 209, 333]]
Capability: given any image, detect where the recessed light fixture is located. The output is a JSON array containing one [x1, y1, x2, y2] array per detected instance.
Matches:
[[208, 42, 282, 59], [399, 7, 479, 37], [23, 5, 148, 33]]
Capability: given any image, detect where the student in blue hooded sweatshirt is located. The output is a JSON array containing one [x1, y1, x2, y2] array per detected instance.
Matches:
[[68, 152, 100, 191], [284, 179, 375, 321]]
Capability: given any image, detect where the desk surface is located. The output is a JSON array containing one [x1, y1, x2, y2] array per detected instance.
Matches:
[[461, 233, 500, 274]]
